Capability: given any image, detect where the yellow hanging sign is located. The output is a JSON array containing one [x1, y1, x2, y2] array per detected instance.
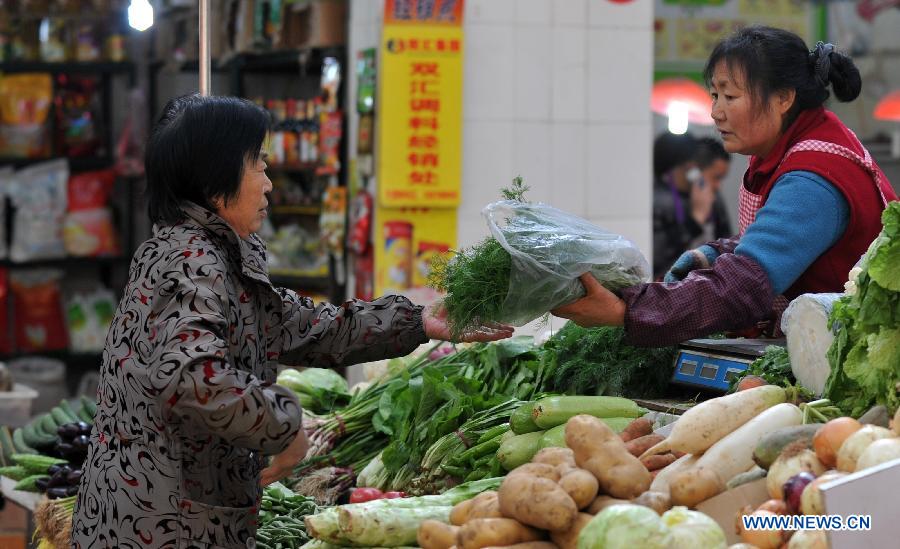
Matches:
[[377, 19, 464, 207]]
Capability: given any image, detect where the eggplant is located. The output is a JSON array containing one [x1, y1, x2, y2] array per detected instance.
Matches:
[[72, 435, 90, 451], [49, 469, 70, 489], [48, 464, 65, 476], [66, 485, 79, 497], [67, 469, 83, 485], [76, 421, 93, 435], [35, 477, 50, 492], [47, 487, 69, 499]]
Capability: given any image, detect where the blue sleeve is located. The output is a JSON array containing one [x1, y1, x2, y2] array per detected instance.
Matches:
[[735, 171, 849, 295]]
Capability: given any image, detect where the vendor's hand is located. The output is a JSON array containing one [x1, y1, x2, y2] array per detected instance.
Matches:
[[663, 244, 719, 283], [689, 173, 717, 226], [424, 305, 514, 343], [260, 429, 310, 487], [550, 273, 626, 328]]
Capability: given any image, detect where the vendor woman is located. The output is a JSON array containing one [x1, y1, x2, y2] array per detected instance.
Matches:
[[71, 94, 512, 548], [553, 26, 896, 345]]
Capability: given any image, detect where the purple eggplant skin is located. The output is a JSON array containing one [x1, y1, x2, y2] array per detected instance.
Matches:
[[48, 464, 65, 476], [47, 486, 69, 499], [72, 435, 90, 451], [67, 469, 83, 485], [35, 477, 50, 492], [66, 485, 79, 497], [76, 421, 92, 436], [58, 423, 81, 441], [48, 469, 70, 488]]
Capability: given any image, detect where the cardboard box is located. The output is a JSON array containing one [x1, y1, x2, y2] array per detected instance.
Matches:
[[822, 457, 900, 548], [695, 478, 769, 545]]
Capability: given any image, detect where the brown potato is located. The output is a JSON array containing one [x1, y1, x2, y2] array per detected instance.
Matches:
[[641, 453, 678, 471], [632, 491, 672, 515], [418, 520, 460, 549], [669, 466, 724, 508], [625, 434, 666, 457], [498, 473, 578, 532], [483, 543, 559, 549], [509, 462, 561, 482], [532, 447, 577, 469], [468, 491, 503, 520], [587, 495, 630, 515], [457, 518, 544, 549], [558, 468, 599, 510], [550, 513, 593, 549], [619, 417, 655, 443], [450, 499, 475, 526], [566, 415, 651, 499]]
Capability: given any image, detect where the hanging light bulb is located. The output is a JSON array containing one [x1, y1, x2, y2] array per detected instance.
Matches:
[[667, 101, 689, 135], [128, 0, 154, 32]]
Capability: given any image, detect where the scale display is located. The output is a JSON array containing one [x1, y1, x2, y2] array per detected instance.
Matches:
[[670, 338, 785, 392]]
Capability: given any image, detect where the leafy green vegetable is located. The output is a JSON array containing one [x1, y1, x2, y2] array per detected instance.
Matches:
[[278, 368, 351, 414], [428, 182, 520, 338], [579, 504, 672, 549], [544, 323, 676, 398], [825, 202, 900, 417]]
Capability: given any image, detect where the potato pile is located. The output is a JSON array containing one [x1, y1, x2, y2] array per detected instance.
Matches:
[[418, 415, 676, 549]]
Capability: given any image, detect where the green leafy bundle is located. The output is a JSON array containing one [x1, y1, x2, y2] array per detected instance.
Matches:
[[373, 337, 548, 491], [825, 202, 900, 417], [428, 179, 527, 337], [544, 323, 676, 398]]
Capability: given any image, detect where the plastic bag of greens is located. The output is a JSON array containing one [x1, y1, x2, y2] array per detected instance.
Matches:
[[484, 200, 650, 326]]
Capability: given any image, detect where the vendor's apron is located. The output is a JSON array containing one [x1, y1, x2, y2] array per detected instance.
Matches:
[[735, 138, 890, 337]]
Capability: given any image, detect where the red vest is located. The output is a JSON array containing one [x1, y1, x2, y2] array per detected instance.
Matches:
[[743, 107, 897, 300]]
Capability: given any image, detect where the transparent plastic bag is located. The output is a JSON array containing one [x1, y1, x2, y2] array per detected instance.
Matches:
[[483, 200, 651, 326]]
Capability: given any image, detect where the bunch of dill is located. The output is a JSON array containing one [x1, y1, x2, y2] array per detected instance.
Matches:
[[544, 323, 677, 398], [428, 178, 528, 337]]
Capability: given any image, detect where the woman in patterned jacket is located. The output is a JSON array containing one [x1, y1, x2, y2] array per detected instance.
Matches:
[[71, 94, 512, 548], [553, 26, 896, 345]]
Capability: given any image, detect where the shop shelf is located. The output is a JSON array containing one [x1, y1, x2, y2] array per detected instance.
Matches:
[[268, 162, 320, 174], [271, 205, 322, 216], [0, 156, 115, 171], [0, 255, 128, 270], [0, 61, 134, 74]]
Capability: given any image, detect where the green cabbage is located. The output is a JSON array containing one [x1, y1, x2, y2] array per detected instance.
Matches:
[[825, 202, 900, 417], [278, 367, 350, 414], [661, 506, 727, 549], [577, 504, 672, 549]]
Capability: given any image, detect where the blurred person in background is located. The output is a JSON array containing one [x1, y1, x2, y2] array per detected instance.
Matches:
[[652, 132, 724, 279]]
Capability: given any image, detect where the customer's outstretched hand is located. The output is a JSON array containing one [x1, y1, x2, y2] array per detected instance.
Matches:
[[424, 305, 514, 343]]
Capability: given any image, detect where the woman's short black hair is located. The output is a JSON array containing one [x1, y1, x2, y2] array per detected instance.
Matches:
[[704, 26, 861, 126], [695, 137, 730, 169], [145, 94, 270, 224], [653, 132, 698, 179]]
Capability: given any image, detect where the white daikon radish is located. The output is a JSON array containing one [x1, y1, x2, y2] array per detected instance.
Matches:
[[640, 385, 787, 459], [669, 404, 803, 506], [781, 293, 842, 396]]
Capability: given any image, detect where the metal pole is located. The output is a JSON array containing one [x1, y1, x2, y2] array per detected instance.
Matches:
[[199, 0, 211, 95]]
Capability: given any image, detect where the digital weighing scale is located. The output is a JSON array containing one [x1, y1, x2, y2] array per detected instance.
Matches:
[[671, 338, 786, 392]]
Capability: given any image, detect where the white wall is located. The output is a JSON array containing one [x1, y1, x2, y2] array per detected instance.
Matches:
[[347, 0, 655, 256], [458, 0, 654, 257]]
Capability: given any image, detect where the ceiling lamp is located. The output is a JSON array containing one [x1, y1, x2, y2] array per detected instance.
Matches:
[[651, 78, 714, 133], [873, 90, 900, 158]]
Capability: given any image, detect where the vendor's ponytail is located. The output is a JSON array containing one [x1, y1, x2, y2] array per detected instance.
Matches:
[[825, 50, 862, 102]]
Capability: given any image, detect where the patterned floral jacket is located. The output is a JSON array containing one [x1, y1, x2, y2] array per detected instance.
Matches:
[[71, 203, 427, 548]]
